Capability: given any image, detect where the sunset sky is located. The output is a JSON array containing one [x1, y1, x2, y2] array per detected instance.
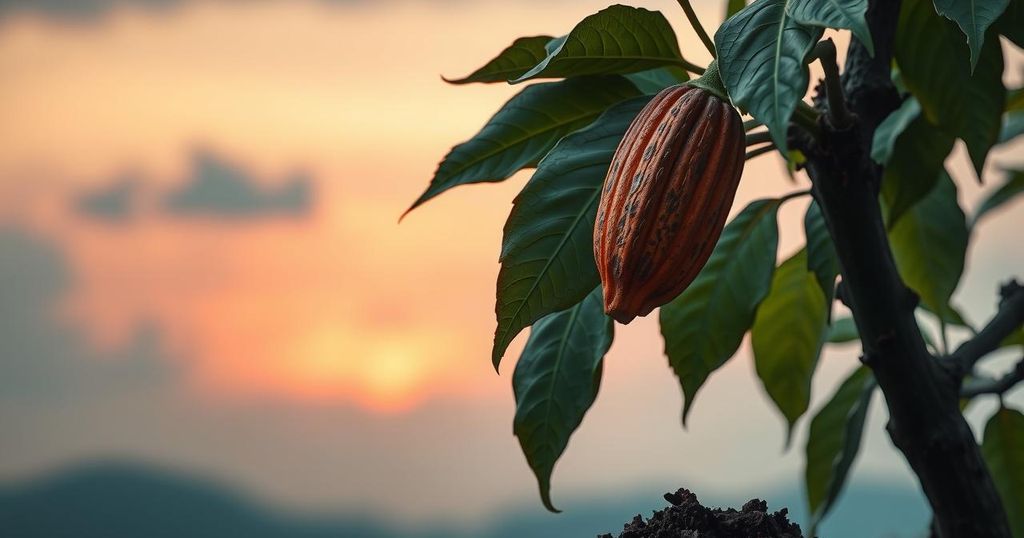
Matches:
[[0, 0, 1021, 532]]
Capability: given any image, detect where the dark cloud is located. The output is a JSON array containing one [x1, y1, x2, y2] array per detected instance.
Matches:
[[161, 151, 312, 219], [0, 227, 179, 404], [72, 175, 140, 223], [0, 0, 181, 21], [0, 0, 383, 22]]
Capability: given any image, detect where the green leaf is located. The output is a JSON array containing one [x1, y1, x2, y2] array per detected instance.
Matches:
[[625, 66, 689, 94], [871, 97, 922, 165], [752, 249, 829, 443], [786, 0, 874, 55], [932, 0, 1010, 70], [994, 0, 1023, 47], [1002, 328, 1024, 347], [888, 171, 968, 321], [443, 36, 553, 84], [406, 76, 640, 214], [973, 170, 1024, 226], [805, 366, 876, 534], [895, 0, 1005, 179], [727, 0, 747, 18], [804, 199, 840, 306], [512, 5, 685, 83], [878, 109, 956, 227], [827, 316, 859, 343], [981, 406, 1024, 538], [492, 96, 651, 370], [513, 287, 613, 513], [715, 0, 824, 155], [1001, 112, 1024, 144], [660, 199, 781, 424]]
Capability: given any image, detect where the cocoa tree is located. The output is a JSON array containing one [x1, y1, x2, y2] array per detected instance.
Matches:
[[405, 0, 1024, 536]]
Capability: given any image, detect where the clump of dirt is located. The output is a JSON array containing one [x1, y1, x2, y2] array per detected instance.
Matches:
[[599, 488, 803, 538]]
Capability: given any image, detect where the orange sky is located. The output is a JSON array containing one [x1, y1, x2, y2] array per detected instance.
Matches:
[[0, 0, 1022, 522]]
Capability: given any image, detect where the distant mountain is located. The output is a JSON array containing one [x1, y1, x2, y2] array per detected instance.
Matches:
[[0, 461, 928, 538]]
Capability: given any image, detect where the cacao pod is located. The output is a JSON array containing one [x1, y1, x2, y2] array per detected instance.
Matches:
[[593, 84, 745, 324]]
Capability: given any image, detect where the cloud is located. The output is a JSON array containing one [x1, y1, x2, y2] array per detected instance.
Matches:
[[0, 0, 396, 22], [72, 174, 140, 223], [0, 227, 179, 404], [0, 0, 181, 21], [161, 151, 312, 219]]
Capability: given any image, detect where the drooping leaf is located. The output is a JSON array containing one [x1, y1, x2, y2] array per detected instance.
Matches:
[[805, 366, 876, 534], [660, 199, 781, 424], [932, 0, 1010, 70], [786, 0, 873, 55], [512, 5, 685, 83], [492, 96, 651, 370], [973, 170, 1024, 226], [895, 0, 1005, 179], [443, 36, 554, 84], [406, 76, 640, 214], [888, 171, 968, 322], [981, 406, 1024, 537], [752, 249, 829, 444], [827, 316, 859, 344], [715, 0, 823, 155], [727, 0, 747, 18], [625, 66, 689, 94], [513, 287, 614, 513], [804, 199, 840, 306], [876, 103, 956, 227]]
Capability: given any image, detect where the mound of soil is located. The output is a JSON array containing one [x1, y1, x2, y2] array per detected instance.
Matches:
[[599, 488, 803, 538]]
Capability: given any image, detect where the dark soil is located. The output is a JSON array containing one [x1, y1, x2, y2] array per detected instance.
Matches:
[[598, 488, 803, 538]]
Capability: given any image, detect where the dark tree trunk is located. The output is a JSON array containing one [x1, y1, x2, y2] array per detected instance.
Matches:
[[795, 0, 1013, 536]]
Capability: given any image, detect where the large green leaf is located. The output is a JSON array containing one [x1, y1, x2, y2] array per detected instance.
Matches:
[[874, 100, 956, 227], [994, 0, 1023, 46], [1000, 87, 1024, 144], [716, 0, 823, 155], [752, 249, 829, 443], [888, 171, 968, 321], [513, 287, 613, 513], [973, 170, 1024, 226], [443, 36, 553, 84], [786, 0, 873, 55], [895, 0, 1005, 179], [826, 316, 859, 344], [492, 96, 651, 370], [933, 0, 1010, 70], [660, 199, 781, 424], [982, 406, 1024, 537], [406, 76, 640, 214], [727, 0, 748, 18], [512, 5, 685, 83], [871, 97, 923, 165], [625, 66, 688, 94], [805, 366, 876, 534], [804, 199, 840, 306]]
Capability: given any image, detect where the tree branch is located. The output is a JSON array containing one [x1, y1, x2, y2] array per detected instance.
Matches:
[[961, 357, 1024, 398], [792, 0, 1013, 534], [950, 280, 1024, 374]]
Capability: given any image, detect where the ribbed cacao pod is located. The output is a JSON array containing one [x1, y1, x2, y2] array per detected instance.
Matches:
[[593, 84, 745, 324]]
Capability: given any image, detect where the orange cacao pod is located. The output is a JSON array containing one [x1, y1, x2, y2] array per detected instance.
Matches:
[[593, 84, 745, 324]]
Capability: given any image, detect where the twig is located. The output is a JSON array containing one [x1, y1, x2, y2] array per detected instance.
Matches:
[[745, 144, 775, 160], [676, 0, 717, 58], [745, 131, 772, 146], [961, 358, 1024, 398], [810, 39, 853, 129], [949, 280, 1024, 375]]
